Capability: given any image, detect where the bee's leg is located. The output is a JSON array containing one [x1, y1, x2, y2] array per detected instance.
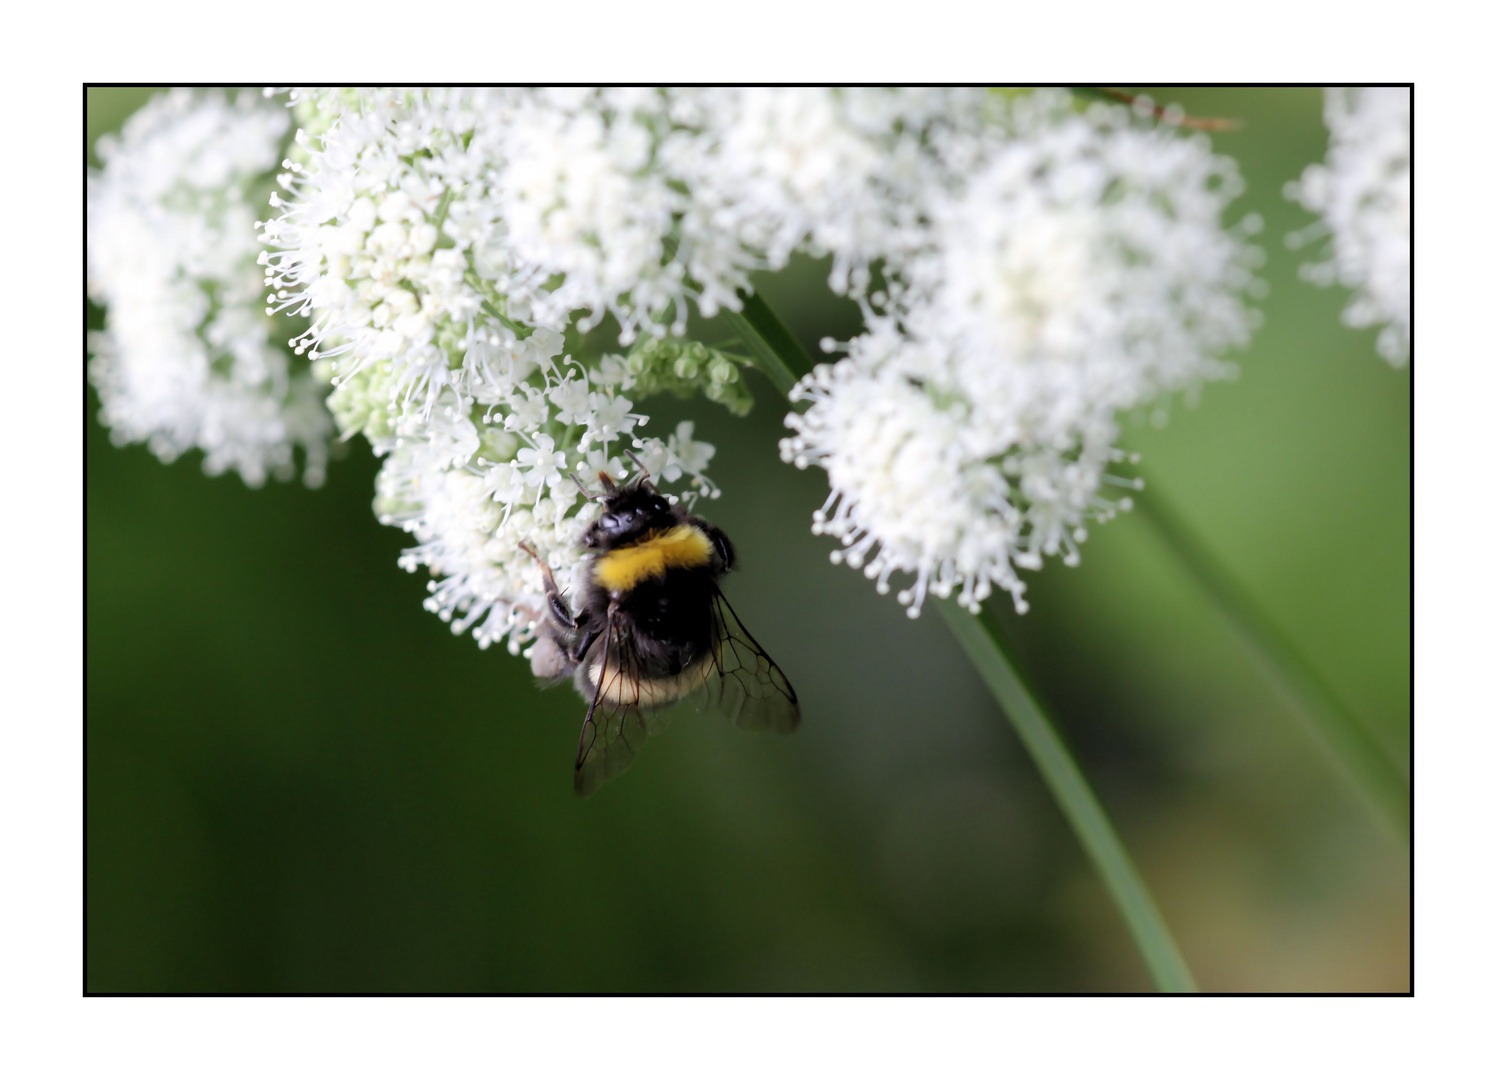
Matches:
[[547, 593, 577, 631], [519, 542, 576, 630], [528, 633, 572, 679], [571, 598, 617, 665], [571, 620, 602, 664]]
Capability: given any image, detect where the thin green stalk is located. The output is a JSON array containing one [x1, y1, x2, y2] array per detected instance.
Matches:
[[937, 602, 1197, 992], [728, 286, 1195, 992], [1066, 87, 1241, 132], [722, 292, 815, 397], [1134, 485, 1410, 843]]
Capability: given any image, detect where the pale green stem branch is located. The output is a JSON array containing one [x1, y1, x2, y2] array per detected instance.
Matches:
[[1134, 486, 1410, 843], [937, 602, 1197, 992], [721, 292, 814, 399]]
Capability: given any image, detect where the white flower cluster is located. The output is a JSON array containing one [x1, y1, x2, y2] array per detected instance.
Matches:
[[781, 92, 1261, 615], [96, 86, 1261, 643], [255, 86, 1010, 649], [666, 88, 998, 297], [88, 88, 331, 486], [1287, 87, 1410, 365], [258, 88, 732, 651]]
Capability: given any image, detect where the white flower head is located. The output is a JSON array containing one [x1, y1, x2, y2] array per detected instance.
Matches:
[[783, 93, 1258, 616], [359, 323, 715, 656], [1287, 87, 1410, 365], [259, 88, 738, 652], [88, 88, 331, 485], [785, 348, 1029, 616], [668, 87, 998, 299]]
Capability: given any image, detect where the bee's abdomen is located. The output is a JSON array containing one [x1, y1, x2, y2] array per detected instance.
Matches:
[[614, 570, 716, 672], [584, 652, 715, 710]]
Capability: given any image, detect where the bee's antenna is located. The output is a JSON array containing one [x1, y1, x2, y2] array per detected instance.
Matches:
[[568, 471, 601, 501], [623, 449, 652, 488]]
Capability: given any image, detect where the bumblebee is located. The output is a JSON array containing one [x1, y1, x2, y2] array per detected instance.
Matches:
[[522, 455, 800, 795]]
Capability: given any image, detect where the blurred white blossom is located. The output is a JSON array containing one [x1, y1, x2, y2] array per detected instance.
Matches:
[[1287, 87, 1410, 364], [666, 88, 999, 297], [783, 92, 1261, 615], [88, 88, 331, 486]]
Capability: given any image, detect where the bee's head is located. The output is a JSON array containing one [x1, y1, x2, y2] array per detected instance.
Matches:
[[581, 473, 676, 549]]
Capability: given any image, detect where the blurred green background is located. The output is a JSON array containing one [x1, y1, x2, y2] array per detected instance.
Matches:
[[85, 87, 1409, 992]]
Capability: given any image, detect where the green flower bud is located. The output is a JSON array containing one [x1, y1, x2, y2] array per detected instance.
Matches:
[[619, 337, 754, 417], [327, 359, 398, 442]]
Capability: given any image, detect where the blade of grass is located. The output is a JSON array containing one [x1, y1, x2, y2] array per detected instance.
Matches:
[[728, 286, 1195, 991], [1134, 484, 1410, 843], [937, 601, 1197, 992]]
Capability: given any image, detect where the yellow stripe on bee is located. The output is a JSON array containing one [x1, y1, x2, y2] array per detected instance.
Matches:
[[594, 524, 714, 594]]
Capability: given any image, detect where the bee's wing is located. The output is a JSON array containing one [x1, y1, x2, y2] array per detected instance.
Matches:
[[573, 611, 676, 797], [573, 589, 798, 795], [702, 586, 801, 734]]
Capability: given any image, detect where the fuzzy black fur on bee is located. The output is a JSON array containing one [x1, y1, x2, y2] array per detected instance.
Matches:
[[522, 458, 799, 796]]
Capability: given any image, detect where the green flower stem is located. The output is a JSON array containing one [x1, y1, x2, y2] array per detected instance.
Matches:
[[937, 602, 1197, 992], [1133, 485, 1411, 843], [729, 286, 1194, 992], [722, 292, 815, 398]]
